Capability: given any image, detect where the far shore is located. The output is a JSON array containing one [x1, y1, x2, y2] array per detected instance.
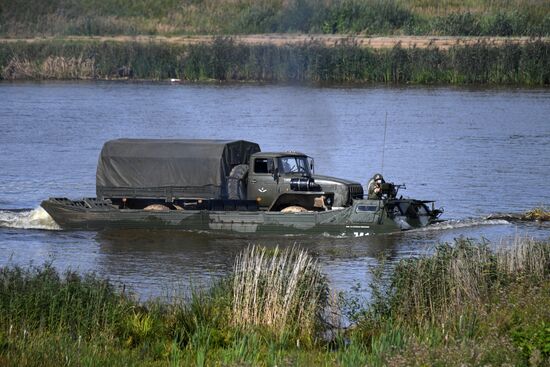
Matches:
[[2, 37, 548, 85]]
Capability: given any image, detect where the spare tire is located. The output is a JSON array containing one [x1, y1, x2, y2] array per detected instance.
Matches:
[[144, 204, 170, 211], [227, 164, 249, 200]]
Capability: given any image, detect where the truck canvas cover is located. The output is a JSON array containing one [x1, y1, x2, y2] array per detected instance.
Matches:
[[96, 139, 260, 200]]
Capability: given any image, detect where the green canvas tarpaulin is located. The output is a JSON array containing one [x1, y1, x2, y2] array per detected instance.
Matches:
[[96, 139, 260, 200]]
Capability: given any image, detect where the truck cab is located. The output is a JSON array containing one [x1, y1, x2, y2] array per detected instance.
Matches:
[[246, 152, 363, 209], [247, 152, 314, 206]]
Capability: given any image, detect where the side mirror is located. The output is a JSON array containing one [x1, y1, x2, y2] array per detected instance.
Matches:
[[308, 157, 314, 174], [273, 167, 279, 182]]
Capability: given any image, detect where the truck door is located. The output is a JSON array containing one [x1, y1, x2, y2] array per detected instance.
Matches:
[[247, 157, 278, 207]]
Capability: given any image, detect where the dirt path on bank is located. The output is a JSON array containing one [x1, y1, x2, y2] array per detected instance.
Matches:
[[1, 34, 547, 49]]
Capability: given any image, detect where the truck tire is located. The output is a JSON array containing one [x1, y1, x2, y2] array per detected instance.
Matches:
[[227, 164, 249, 200]]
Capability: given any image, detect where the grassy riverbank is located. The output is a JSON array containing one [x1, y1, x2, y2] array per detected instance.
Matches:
[[1, 0, 549, 37], [1, 39, 549, 84], [1, 239, 549, 366]]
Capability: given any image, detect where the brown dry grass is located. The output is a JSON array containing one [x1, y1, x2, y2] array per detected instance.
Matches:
[[523, 207, 550, 221], [1, 56, 95, 80]]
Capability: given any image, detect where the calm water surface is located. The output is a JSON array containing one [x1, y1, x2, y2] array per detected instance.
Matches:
[[1, 82, 549, 299]]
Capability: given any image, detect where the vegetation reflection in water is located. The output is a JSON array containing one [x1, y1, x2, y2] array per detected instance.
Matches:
[[1, 237, 548, 366]]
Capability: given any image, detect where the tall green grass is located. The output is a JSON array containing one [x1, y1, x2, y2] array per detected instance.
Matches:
[[0, 245, 331, 366], [346, 237, 550, 366], [1, 0, 549, 36], [0, 264, 127, 336], [378, 239, 549, 326], [1, 239, 549, 365], [1, 39, 549, 85]]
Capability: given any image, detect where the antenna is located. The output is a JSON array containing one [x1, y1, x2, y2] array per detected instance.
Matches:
[[381, 111, 388, 174]]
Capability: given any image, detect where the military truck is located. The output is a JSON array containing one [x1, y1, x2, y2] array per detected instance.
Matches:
[[95, 139, 363, 212], [41, 139, 443, 233]]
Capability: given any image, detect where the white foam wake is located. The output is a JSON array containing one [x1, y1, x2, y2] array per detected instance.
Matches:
[[413, 218, 510, 232], [0, 207, 61, 230]]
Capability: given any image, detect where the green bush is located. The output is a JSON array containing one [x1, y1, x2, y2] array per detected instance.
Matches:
[[433, 12, 481, 36], [319, 0, 414, 34], [235, 3, 279, 34], [511, 321, 550, 363]]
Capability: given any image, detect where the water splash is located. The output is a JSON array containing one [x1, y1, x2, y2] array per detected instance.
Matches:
[[412, 218, 510, 232], [0, 207, 61, 230]]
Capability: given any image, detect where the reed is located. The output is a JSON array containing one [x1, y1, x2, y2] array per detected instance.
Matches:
[[375, 238, 550, 326], [345, 237, 550, 366], [231, 245, 328, 338], [2, 55, 96, 80], [1, 39, 549, 84]]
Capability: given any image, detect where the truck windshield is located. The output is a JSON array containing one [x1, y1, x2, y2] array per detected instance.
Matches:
[[278, 156, 312, 175]]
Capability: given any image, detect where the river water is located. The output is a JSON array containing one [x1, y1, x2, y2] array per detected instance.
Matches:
[[1, 82, 549, 299]]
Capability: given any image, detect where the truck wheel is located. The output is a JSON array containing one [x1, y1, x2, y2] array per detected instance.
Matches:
[[228, 164, 249, 200]]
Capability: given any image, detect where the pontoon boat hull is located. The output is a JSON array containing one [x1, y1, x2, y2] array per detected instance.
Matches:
[[41, 197, 441, 235]]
